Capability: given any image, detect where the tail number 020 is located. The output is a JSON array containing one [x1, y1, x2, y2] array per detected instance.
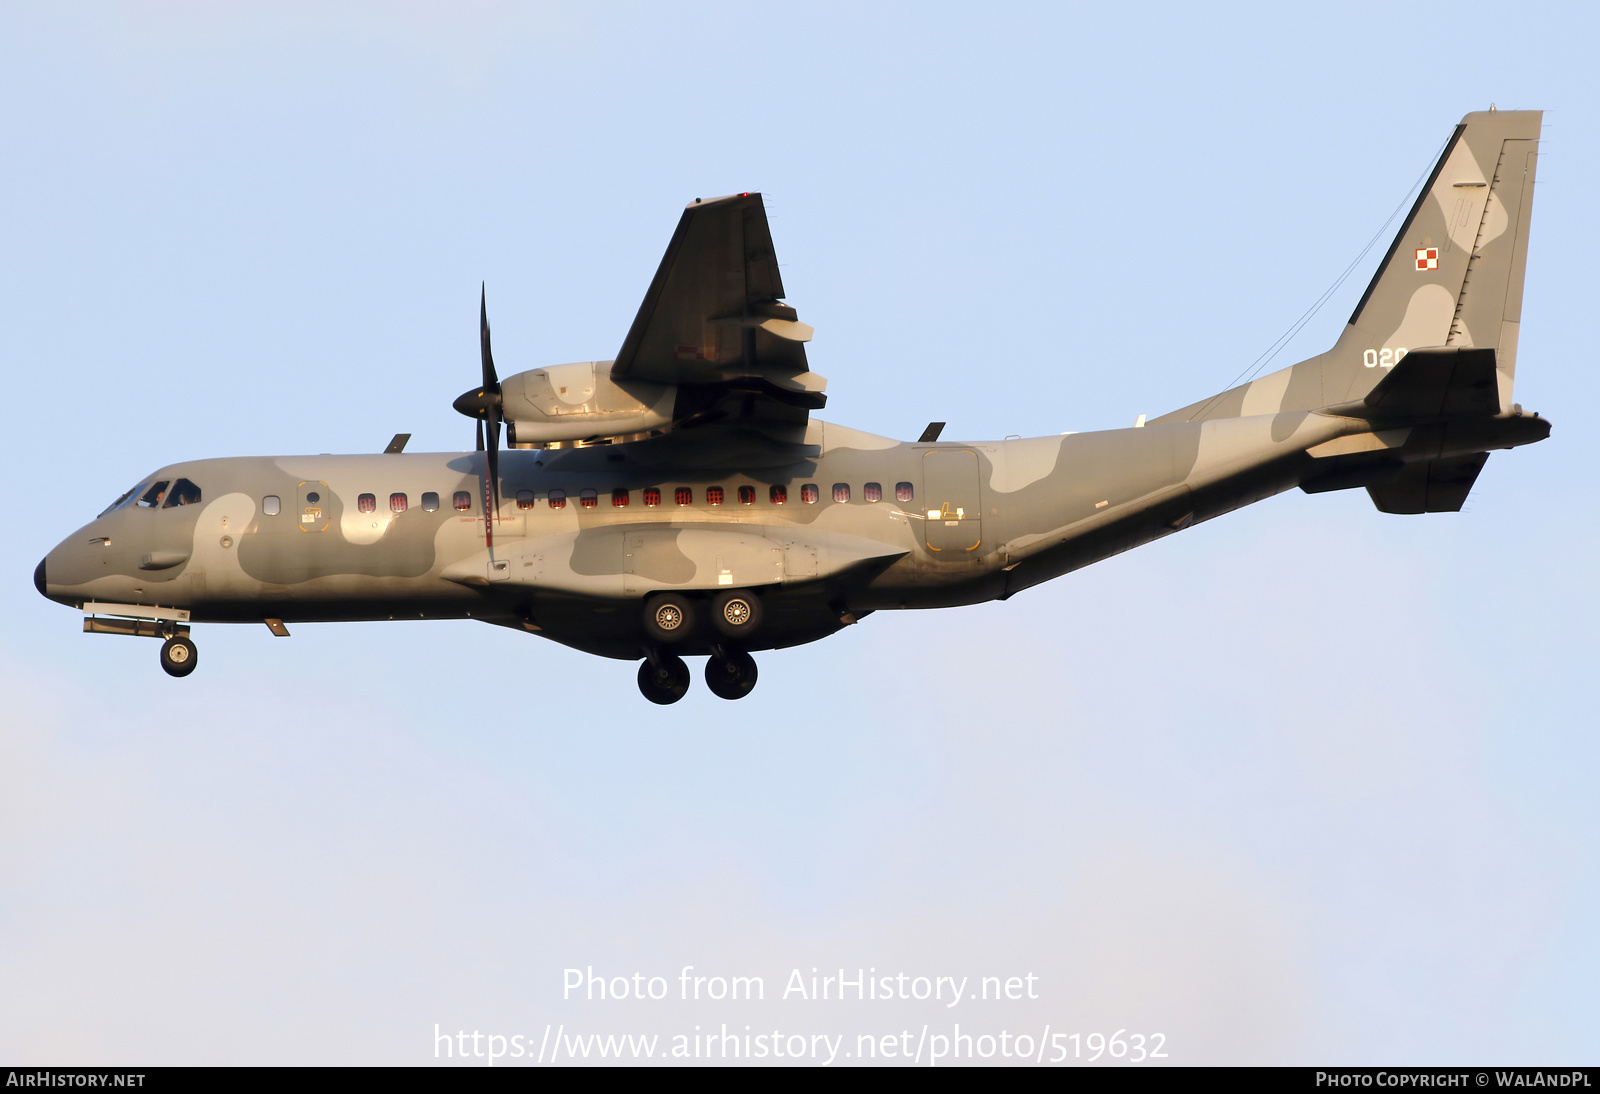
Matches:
[[1364, 347, 1407, 369]]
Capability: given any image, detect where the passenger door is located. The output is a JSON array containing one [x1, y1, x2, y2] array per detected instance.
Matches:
[[296, 480, 331, 533]]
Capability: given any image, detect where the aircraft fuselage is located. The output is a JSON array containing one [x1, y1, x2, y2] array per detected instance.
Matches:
[[40, 411, 1383, 660]]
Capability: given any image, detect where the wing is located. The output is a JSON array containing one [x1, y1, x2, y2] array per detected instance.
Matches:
[[610, 193, 827, 465]]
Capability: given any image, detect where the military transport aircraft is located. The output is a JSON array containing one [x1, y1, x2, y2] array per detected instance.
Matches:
[[36, 109, 1550, 703]]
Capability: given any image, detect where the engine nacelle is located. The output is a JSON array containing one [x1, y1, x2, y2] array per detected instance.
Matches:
[[500, 361, 675, 445]]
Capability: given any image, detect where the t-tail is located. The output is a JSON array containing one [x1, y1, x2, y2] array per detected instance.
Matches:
[[1154, 109, 1550, 513]]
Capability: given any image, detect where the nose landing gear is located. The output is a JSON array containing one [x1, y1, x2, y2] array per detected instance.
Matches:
[[705, 648, 758, 700], [159, 634, 199, 678]]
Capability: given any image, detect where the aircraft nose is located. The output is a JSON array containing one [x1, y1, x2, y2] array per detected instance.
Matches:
[[34, 556, 47, 599]]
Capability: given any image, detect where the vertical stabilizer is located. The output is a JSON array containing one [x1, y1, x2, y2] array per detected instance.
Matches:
[[1157, 110, 1541, 424]]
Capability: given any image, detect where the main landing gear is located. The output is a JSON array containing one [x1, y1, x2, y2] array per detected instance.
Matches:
[[637, 652, 691, 705], [635, 647, 760, 704], [704, 649, 758, 701], [635, 588, 765, 703]]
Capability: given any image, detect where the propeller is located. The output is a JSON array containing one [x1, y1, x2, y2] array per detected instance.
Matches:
[[453, 284, 502, 549]]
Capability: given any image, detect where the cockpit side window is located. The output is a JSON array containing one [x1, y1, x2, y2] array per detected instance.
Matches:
[[137, 481, 170, 508], [163, 479, 202, 508]]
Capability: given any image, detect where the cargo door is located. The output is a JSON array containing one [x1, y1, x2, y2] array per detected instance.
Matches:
[[922, 450, 983, 554]]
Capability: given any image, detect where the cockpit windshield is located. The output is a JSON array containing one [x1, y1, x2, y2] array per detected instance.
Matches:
[[101, 477, 203, 514], [136, 481, 170, 508]]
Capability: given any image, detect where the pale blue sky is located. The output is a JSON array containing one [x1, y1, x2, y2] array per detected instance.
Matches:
[[2, 1, 1596, 1064]]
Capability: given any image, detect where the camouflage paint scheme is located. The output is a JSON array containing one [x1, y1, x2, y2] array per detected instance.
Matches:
[[38, 111, 1550, 675]]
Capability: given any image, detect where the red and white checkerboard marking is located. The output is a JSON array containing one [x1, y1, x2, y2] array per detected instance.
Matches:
[[1415, 247, 1439, 270]]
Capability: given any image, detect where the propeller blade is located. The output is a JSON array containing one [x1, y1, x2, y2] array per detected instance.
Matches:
[[486, 403, 501, 509], [482, 403, 501, 551], [479, 285, 502, 550], [480, 283, 499, 391], [453, 284, 504, 421]]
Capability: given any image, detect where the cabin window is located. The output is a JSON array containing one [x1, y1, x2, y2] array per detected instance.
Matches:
[[548, 489, 567, 509], [643, 487, 661, 507], [516, 489, 535, 510], [770, 485, 787, 505], [137, 481, 169, 508], [738, 485, 756, 505], [800, 484, 819, 504], [612, 488, 630, 508], [421, 491, 440, 512], [896, 482, 914, 502], [453, 491, 472, 511], [263, 495, 281, 516], [163, 478, 202, 508], [358, 493, 376, 514], [390, 493, 408, 513], [675, 487, 692, 506], [579, 489, 598, 509], [832, 483, 851, 503], [706, 486, 724, 506], [864, 482, 883, 503]]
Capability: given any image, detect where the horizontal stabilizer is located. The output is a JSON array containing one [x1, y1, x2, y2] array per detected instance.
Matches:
[[1358, 347, 1500, 421], [1368, 452, 1490, 513]]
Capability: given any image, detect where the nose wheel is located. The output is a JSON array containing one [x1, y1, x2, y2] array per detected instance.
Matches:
[[159, 635, 199, 678], [637, 652, 690, 705], [705, 649, 758, 700]]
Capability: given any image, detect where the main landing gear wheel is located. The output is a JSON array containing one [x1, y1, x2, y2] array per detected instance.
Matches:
[[160, 635, 198, 678], [710, 589, 763, 640], [705, 649, 758, 701], [643, 593, 696, 644], [637, 654, 690, 705]]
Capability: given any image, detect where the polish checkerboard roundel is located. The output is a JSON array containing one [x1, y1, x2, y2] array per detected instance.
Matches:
[[1415, 247, 1439, 270]]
